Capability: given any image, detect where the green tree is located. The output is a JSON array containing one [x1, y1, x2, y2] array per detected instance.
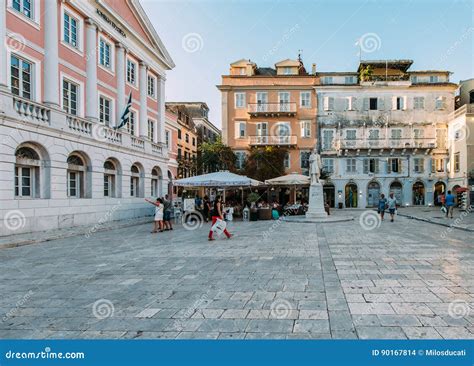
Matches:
[[197, 138, 236, 174], [244, 146, 288, 181]]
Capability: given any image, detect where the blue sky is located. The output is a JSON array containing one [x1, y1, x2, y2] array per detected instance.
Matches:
[[142, 0, 473, 127]]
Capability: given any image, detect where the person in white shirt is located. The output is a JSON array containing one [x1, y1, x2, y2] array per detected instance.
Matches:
[[145, 198, 164, 233]]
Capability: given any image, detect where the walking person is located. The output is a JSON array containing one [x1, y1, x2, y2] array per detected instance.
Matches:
[[163, 194, 173, 230], [445, 190, 455, 219], [378, 193, 388, 221], [208, 195, 232, 241], [387, 192, 397, 222], [203, 195, 211, 222], [145, 197, 164, 233]]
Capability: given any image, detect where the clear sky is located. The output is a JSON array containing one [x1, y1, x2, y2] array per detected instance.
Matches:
[[142, 0, 473, 127]]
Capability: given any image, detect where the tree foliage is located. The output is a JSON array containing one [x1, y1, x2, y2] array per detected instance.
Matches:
[[197, 137, 236, 173], [243, 146, 288, 181]]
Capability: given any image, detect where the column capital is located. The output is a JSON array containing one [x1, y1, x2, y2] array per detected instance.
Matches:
[[116, 42, 130, 55], [85, 18, 97, 28], [139, 61, 148, 69]]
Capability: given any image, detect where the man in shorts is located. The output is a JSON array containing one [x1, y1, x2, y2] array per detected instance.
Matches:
[[387, 192, 397, 223], [163, 194, 173, 230]]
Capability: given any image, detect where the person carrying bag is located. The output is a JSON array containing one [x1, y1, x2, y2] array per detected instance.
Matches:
[[208, 195, 232, 241]]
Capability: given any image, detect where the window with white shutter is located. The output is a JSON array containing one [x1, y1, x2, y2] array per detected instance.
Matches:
[[300, 120, 311, 138], [235, 92, 245, 108]]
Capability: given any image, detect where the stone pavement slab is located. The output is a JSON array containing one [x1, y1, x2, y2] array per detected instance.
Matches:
[[0, 210, 473, 339]]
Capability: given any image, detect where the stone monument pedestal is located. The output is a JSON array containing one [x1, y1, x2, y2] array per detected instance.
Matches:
[[305, 183, 328, 219]]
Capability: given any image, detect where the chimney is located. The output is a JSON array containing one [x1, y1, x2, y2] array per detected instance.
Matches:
[[312, 63, 317, 75]]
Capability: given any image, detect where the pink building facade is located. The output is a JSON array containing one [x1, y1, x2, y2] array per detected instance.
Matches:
[[0, 0, 175, 235]]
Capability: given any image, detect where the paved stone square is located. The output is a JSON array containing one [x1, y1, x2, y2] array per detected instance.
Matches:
[[0, 210, 473, 339]]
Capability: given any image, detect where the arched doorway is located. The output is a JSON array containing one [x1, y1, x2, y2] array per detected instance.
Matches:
[[367, 181, 380, 207], [433, 181, 446, 206], [345, 183, 358, 208], [323, 183, 335, 208], [412, 181, 425, 205], [390, 181, 403, 204]]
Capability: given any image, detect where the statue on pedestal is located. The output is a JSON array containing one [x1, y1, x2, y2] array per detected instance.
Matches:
[[309, 149, 322, 185]]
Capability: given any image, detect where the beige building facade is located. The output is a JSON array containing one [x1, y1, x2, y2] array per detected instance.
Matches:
[[218, 58, 318, 174]]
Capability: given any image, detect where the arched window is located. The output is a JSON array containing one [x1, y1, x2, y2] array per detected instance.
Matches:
[[469, 90, 474, 104], [130, 164, 140, 197], [104, 160, 117, 198], [67, 153, 86, 198], [151, 167, 162, 197], [15, 147, 40, 198]]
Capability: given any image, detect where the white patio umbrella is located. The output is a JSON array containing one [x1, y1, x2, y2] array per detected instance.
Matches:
[[265, 173, 310, 186], [265, 173, 310, 203], [174, 171, 262, 203], [174, 170, 262, 187]]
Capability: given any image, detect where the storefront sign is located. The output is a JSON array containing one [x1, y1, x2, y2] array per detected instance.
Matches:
[[96, 9, 127, 38]]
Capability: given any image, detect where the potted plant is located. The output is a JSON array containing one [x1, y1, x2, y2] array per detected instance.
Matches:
[[359, 65, 373, 82]]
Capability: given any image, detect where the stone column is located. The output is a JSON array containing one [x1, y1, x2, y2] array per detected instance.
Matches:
[[43, 0, 59, 106], [139, 61, 148, 138], [85, 19, 98, 121], [156, 75, 166, 144], [0, 0, 8, 91], [221, 91, 228, 144], [116, 43, 126, 127]]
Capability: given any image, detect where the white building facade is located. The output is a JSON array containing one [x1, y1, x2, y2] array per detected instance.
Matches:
[[446, 79, 474, 209], [317, 61, 458, 208], [0, 0, 175, 236]]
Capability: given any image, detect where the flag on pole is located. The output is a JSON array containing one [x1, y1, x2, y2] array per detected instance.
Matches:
[[115, 92, 132, 130]]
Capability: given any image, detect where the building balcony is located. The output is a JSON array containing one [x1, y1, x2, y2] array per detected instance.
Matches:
[[247, 103, 297, 117], [249, 135, 297, 146], [5, 93, 166, 158], [336, 138, 436, 150]]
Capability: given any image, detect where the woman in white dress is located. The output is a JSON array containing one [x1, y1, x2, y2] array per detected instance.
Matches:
[[145, 198, 164, 233]]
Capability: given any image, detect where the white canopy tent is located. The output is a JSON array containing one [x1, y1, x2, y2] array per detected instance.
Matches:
[[265, 173, 310, 203], [174, 171, 262, 204], [174, 171, 262, 187], [265, 173, 310, 186]]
